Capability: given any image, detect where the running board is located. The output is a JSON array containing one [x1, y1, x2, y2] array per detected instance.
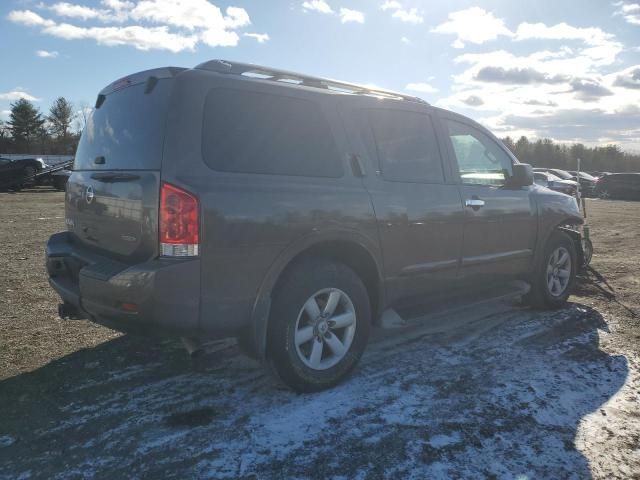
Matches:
[[379, 281, 530, 330]]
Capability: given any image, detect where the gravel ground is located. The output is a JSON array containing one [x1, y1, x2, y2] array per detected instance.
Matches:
[[0, 189, 638, 479]]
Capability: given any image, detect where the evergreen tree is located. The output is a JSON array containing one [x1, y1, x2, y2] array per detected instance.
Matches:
[[48, 97, 75, 139], [8, 98, 45, 152]]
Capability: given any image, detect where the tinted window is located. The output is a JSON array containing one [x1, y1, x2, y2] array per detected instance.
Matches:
[[367, 109, 444, 183], [202, 89, 343, 178], [74, 80, 172, 170], [445, 119, 513, 186]]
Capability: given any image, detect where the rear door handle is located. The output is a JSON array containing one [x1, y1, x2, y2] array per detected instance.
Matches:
[[465, 198, 485, 209]]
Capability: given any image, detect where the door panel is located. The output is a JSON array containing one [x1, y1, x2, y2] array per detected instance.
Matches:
[[437, 114, 536, 285], [340, 102, 465, 306]]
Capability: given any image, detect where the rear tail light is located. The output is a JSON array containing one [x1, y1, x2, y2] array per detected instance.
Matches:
[[159, 182, 199, 257]]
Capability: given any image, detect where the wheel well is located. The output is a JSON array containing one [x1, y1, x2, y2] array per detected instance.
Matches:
[[557, 225, 584, 268], [272, 240, 382, 322]]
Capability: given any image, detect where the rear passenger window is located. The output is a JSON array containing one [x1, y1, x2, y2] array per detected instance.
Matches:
[[202, 88, 343, 178], [367, 109, 444, 183]]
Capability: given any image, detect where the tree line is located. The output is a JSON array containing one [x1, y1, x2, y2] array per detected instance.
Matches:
[[502, 136, 640, 173], [0, 97, 83, 155]]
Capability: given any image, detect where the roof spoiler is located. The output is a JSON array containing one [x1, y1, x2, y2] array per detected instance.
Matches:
[[98, 67, 187, 97]]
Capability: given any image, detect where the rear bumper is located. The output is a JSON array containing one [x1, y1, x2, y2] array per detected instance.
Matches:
[[46, 231, 200, 336]]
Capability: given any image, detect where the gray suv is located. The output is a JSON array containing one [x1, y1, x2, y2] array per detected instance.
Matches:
[[46, 60, 584, 392]]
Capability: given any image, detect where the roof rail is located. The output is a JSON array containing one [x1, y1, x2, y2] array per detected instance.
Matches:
[[195, 59, 427, 104]]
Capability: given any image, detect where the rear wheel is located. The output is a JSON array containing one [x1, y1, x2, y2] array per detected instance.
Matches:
[[598, 188, 610, 200], [524, 230, 577, 309], [267, 259, 370, 392]]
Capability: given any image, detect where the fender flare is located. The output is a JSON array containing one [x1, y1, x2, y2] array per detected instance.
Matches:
[[533, 218, 584, 271], [244, 228, 384, 361]]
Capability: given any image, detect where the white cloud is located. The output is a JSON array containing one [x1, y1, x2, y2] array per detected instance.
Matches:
[[302, 2, 365, 25], [35, 49, 59, 57], [430, 10, 639, 147], [49, 2, 101, 20], [405, 82, 438, 93], [7, 10, 54, 27], [129, 1, 249, 30], [380, 1, 422, 23], [380, 1, 401, 11], [243, 32, 269, 43], [392, 8, 422, 24], [339, 8, 364, 24], [0, 89, 40, 102], [8, 1, 259, 52], [431, 7, 513, 48], [614, 1, 640, 25], [514, 22, 622, 66], [302, 0, 333, 14], [400, 36, 411, 45]]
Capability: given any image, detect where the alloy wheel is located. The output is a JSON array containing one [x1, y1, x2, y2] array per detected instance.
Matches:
[[294, 288, 357, 370], [546, 246, 572, 297]]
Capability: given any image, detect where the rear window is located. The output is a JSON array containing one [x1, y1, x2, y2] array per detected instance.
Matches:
[[74, 80, 172, 170], [202, 88, 343, 178]]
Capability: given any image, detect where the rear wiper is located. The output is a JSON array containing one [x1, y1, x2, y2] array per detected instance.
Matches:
[[90, 172, 140, 182]]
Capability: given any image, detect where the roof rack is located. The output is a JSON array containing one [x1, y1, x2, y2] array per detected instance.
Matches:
[[196, 59, 427, 104]]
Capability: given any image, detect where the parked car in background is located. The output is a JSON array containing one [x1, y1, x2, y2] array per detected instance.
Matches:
[[534, 168, 596, 197], [588, 171, 610, 178], [46, 60, 585, 392], [533, 171, 578, 196], [568, 171, 598, 196], [0, 156, 43, 191], [51, 169, 71, 191], [595, 173, 640, 200]]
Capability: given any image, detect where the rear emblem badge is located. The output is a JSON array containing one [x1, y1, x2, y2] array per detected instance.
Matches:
[[85, 186, 94, 204]]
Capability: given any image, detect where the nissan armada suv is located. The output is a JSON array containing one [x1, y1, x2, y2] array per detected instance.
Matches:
[[46, 60, 584, 392]]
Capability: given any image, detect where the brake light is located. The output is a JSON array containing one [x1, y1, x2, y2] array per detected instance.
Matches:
[[159, 182, 199, 257]]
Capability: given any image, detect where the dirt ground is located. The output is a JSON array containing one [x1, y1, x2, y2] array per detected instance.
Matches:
[[0, 189, 638, 479]]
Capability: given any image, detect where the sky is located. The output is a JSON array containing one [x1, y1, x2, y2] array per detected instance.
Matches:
[[1, 0, 640, 150]]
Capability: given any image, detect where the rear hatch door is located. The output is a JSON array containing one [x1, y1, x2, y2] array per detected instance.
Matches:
[[66, 70, 179, 263]]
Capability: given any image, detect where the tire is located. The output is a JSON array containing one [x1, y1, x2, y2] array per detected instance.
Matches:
[[524, 230, 577, 309], [267, 259, 371, 392], [598, 189, 610, 200]]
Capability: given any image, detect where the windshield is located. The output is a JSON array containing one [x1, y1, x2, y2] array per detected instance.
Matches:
[[546, 173, 562, 181], [73, 80, 172, 170]]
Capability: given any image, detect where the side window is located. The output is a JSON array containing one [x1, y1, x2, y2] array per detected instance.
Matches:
[[367, 109, 444, 183], [202, 88, 343, 178], [444, 119, 513, 186]]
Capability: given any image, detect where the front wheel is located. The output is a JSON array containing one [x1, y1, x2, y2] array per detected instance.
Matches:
[[524, 230, 577, 309], [267, 259, 371, 392]]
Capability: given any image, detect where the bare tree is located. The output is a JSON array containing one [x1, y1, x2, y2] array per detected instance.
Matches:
[[75, 101, 92, 133]]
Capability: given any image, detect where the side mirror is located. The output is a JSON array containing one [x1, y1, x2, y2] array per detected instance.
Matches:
[[510, 163, 534, 187]]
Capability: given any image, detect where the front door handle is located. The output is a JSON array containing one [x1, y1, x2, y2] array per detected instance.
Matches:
[[465, 198, 485, 209]]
